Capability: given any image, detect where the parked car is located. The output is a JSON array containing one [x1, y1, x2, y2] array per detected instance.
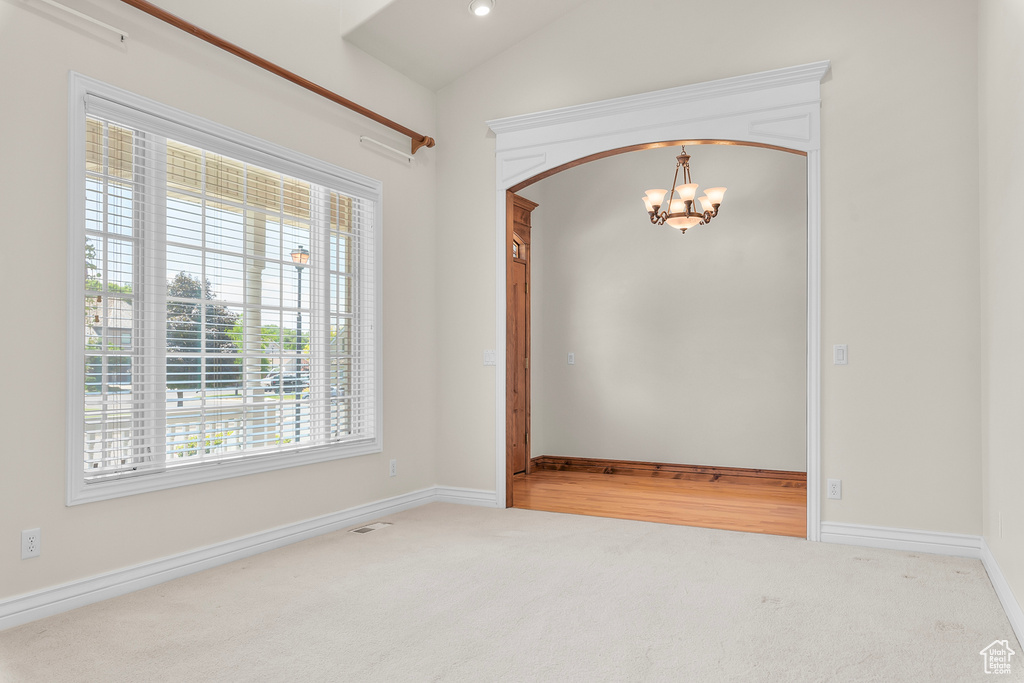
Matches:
[[261, 371, 308, 392]]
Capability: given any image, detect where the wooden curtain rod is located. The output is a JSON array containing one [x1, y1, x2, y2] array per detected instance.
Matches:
[[117, 0, 436, 154]]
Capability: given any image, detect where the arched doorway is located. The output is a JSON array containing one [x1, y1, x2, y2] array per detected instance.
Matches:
[[488, 61, 829, 541]]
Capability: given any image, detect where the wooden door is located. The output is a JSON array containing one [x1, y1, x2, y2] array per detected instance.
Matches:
[[511, 247, 528, 475], [506, 192, 537, 505]]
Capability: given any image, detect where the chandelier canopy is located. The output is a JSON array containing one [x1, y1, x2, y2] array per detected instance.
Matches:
[[643, 147, 726, 234]]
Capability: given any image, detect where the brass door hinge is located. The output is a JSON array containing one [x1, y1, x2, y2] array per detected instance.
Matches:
[[524, 357, 529, 370], [525, 282, 529, 295]]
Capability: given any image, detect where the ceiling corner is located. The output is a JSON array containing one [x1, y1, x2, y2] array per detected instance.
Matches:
[[340, 0, 398, 37]]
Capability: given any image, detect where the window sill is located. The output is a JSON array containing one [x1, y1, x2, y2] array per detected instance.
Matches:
[[66, 438, 382, 506]]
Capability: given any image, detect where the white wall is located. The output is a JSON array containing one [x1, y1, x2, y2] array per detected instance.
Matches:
[[525, 144, 806, 471], [979, 0, 1024, 636], [0, 0, 437, 599], [0, 0, 994, 610], [435, 0, 981, 534]]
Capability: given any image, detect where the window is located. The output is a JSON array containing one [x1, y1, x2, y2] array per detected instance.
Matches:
[[67, 75, 382, 504]]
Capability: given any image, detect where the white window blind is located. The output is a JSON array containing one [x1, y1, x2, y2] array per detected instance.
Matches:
[[68, 76, 382, 503]]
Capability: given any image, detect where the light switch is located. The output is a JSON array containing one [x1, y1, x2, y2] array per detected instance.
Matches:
[[833, 344, 848, 365], [483, 350, 496, 366], [567, 352, 575, 365]]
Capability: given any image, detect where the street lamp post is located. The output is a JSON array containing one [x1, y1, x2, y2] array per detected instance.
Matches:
[[291, 245, 309, 442]]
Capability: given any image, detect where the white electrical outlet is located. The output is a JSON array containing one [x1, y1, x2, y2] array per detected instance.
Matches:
[[483, 350, 496, 366], [827, 479, 842, 500], [567, 352, 575, 365], [21, 528, 40, 559], [389, 459, 397, 477]]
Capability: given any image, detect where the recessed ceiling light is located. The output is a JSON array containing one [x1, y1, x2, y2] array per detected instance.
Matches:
[[469, 0, 494, 16]]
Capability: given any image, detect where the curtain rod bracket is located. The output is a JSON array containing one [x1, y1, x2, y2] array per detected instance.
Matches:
[[412, 136, 435, 155]]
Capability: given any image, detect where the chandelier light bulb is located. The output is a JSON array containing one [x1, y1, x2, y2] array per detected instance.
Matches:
[[469, 0, 494, 16], [675, 183, 698, 202], [703, 187, 727, 206], [644, 189, 668, 207], [666, 215, 701, 231]]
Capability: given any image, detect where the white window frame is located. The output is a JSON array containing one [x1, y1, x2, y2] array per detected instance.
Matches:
[[66, 73, 383, 505]]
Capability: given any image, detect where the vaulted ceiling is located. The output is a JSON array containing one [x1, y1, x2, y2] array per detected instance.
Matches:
[[342, 0, 590, 90]]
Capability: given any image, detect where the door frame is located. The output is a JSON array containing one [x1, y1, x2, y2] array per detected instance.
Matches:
[[488, 61, 829, 540], [505, 192, 536, 505]]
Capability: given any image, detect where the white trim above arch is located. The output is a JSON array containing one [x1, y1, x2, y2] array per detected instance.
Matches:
[[488, 60, 828, 188], [487, 60, 829, 541]]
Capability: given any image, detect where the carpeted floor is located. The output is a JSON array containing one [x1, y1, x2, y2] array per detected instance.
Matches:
[[0, 503, 1020, 682]]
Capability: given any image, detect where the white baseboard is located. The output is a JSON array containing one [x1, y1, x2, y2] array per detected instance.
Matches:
[[981, 538, 1024, 647], [820, 521, 982, 558], [433, 486, 502, 507], [0, 485, 499, 632]]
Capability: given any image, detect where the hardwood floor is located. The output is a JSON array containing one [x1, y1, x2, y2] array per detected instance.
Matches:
[[512, 467, 807, 538]]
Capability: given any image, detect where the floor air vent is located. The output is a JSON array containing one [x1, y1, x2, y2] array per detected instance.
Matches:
[[350, 522, 393, 534]]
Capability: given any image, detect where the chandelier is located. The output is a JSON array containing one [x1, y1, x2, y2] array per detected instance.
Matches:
[[642, 146, 727, 234]]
